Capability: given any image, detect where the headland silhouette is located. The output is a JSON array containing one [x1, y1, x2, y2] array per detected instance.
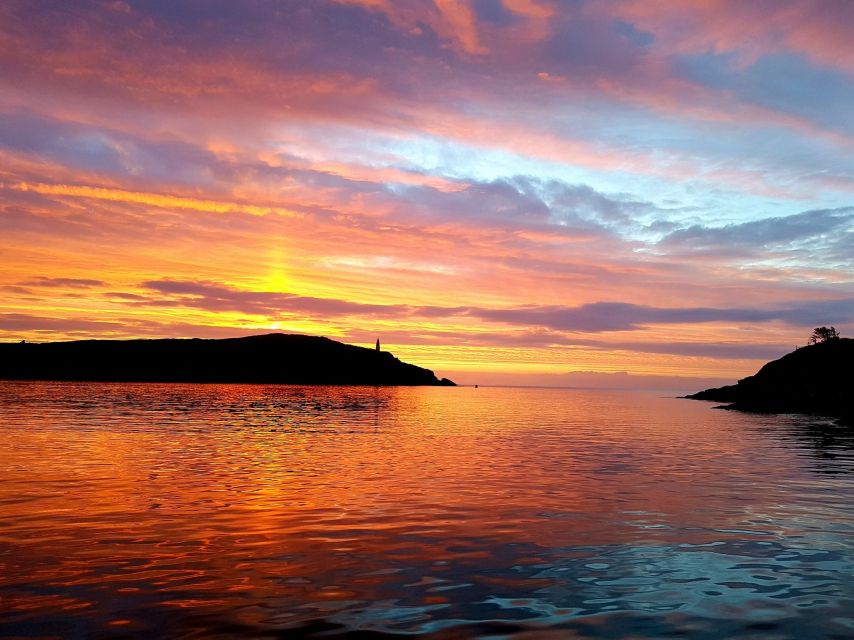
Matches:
[[0, 333, 456, 386], [687, 336, 852, 424]]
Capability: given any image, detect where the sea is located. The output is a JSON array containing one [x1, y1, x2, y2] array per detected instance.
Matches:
[[1, 382, 852, 639]]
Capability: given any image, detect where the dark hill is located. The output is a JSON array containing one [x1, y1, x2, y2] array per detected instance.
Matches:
[[0, 334, 456, 386], [687, 338, 853, 424]]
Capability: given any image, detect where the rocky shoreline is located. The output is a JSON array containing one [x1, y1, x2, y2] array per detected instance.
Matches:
[[686, 338, 853, 425]]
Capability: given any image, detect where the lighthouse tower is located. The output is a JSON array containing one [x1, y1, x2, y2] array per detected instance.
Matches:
[[375, 338, 380, 352]]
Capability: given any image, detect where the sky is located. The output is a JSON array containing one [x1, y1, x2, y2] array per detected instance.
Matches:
[[1, 0, 853, 387]]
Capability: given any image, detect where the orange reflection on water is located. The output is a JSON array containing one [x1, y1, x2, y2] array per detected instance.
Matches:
[[1, 382, 852, 638]]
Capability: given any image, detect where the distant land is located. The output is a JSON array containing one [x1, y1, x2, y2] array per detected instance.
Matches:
[[0, 334, 456, 386], [687, 338, 853, 424], [443, 370, 731, 391]]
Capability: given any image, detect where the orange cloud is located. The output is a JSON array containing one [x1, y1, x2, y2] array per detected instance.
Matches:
[[8, 182, 302, 219], [611, 0, 854, 74]]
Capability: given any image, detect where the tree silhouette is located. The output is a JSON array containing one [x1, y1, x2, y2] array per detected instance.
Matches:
[[808, 326, 840, 344]]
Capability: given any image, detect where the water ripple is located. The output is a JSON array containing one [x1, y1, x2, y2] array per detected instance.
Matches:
[[1, 382, 852, 638]]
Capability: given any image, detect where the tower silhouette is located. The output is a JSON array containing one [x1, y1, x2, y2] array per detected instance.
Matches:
[[375, 338, 380, 352]]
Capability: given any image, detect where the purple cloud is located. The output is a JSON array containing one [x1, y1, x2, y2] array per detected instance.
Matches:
[[19, 277, 105, 288], [140, 280, 409, 317], [129, 280, 854, 334]]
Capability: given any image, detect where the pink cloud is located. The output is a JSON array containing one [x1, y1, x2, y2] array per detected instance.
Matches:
[[610, 0, 854, 74]]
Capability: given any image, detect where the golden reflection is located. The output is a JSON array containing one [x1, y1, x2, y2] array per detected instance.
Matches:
[[1, 382, 852, 637]]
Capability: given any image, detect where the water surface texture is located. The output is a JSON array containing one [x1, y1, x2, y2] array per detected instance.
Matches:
[[1, 383, 853, 638]]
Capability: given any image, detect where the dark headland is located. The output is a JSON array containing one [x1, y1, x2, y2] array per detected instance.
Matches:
[[0, 334, 456, 386], [686, 338, 853, 424]]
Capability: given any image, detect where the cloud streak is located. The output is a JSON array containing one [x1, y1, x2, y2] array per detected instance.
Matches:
[[18, 277, 105, 288], [8, 182, 302, 219], [125, 280, 854, 335]]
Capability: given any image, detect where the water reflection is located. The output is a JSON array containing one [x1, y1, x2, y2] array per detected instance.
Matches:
[[761, 418, 854, 475], [1, 382, 852, 638]]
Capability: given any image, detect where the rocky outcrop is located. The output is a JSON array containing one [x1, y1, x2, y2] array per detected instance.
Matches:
[[687, 338, 853, 424]]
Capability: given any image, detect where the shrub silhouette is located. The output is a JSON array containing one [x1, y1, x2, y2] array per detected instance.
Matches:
[[808, 326, 840, 345]]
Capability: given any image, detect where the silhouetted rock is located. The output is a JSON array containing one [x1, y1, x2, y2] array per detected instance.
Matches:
[[687, 338, 853, 424], [0, 334, 456, 386]]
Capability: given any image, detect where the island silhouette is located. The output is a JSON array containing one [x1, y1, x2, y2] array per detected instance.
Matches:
[[687, 335, 852, 424], [0, 334, 456, 386]]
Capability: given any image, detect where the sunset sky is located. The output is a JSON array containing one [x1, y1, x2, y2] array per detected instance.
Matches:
[[1, 0, 853, 386]]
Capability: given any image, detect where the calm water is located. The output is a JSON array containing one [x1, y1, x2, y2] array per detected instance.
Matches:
[[1, 383, 852, 639]]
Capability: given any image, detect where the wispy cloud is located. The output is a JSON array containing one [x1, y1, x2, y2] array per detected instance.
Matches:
[[658, 207, 854, 257], [139, 280, 409, 317], [9, 182, 302, 219], [18, 277, 105, 288]]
